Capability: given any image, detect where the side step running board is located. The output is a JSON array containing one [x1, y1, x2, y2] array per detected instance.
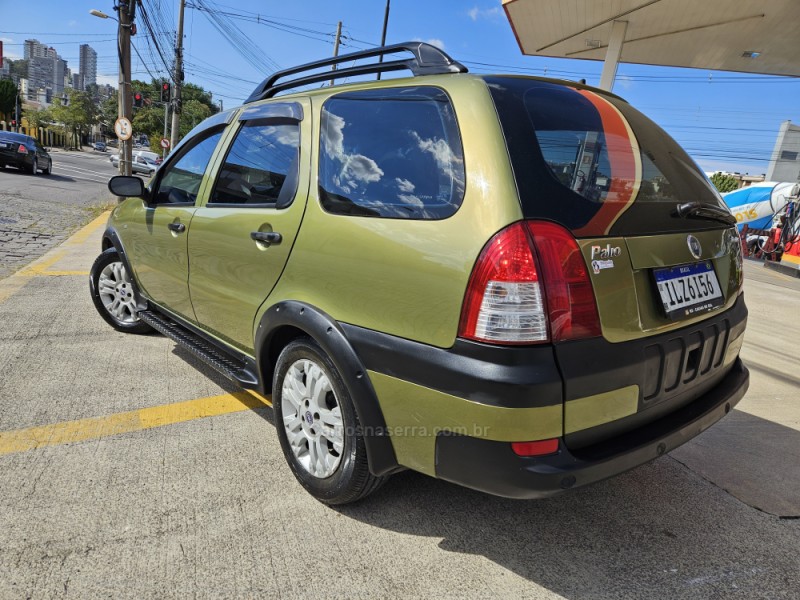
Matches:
[[139, 310, 260, 389]]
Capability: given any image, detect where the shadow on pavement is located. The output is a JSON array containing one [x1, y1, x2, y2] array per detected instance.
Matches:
[[336, 443, 799, 598]]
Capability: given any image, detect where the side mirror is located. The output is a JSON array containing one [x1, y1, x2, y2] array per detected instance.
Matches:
[[108, 175, 149, 201]]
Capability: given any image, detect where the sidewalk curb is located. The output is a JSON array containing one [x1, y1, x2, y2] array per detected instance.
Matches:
[[0, 211, 110, 303]]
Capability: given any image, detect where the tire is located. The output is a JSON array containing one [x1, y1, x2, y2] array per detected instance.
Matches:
[[29, 158, 38, 175], [273, 337, 387, 505], [89, 248, 153, 334], [44, 159, 52, 175]]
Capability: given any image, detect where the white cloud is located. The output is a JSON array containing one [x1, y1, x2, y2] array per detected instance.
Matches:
[[97, 74, 118, 87], [410, 130, 464, 184], [263, 125, 299, 147], [1, 38, 22, 60], [395, 178, 415, 193], [616, 75, 634, 90], [397, 194, 424, 207], [321, 110, 384, 192], [412, 37, 446, 50], [468, 6, 501, 21]]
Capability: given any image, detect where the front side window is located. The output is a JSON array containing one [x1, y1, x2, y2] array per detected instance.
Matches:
[[152, 130, 224, 205], [209, 121, 300, 206], [319, 87, 465, 220]]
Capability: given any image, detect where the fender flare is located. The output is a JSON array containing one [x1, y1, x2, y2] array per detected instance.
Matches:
[[255, 301, 400, 476]]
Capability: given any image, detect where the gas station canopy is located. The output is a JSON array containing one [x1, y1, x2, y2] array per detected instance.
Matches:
[[502, 0, 800, 83]]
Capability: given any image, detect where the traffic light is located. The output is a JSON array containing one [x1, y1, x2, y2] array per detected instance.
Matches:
[[161, 82, 171, 103], [10, 120, 16, 127], [133, 92, 143, 108]]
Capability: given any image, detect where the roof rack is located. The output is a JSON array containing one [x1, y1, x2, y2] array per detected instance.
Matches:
[[244, 41, 468, 104]]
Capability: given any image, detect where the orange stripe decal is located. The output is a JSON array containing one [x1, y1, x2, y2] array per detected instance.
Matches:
[[574, 90, 641, 236]]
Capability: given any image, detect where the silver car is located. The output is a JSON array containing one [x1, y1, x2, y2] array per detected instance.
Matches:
[[109, 153, 157, 176]]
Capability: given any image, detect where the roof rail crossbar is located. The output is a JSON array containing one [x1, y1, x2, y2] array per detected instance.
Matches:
[[244, 41, 468, 103]]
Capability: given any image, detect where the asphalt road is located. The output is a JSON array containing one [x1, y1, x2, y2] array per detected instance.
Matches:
[[0, 194, 798, 598], [0, 148, 129, 279]]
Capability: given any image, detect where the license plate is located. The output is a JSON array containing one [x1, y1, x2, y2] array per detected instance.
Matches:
[[653, 261, 724, 320], [0, 142, 8, 149]]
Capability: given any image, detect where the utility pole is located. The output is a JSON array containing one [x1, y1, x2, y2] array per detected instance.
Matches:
[[170, 0, 186, 152], [117, 2, 133, 176], [377, 0, 390, 80], [14, 85, 20, 133], [162, 101, 169, 160], [330, 21, 342, 86]]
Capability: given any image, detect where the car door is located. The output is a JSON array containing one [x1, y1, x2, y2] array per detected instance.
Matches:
[[34, 140, 49, 169], [123, 126, 227, 320], [187, 99, 310, 352]]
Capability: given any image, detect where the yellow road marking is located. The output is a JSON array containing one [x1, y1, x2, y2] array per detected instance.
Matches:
[[65, 211, 112, 246], [16, 211, 110, 278], [0, 390, 272, 457]]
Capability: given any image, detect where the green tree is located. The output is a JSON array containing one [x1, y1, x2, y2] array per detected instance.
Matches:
[[710, 172, 739, 193], [182, 83, 218, 114], [132, 104, 166, 142], [0, 79, 18, 118], [9, 59, 29, 80], [50, 89, 98, 148], [179, 99, 212, 137], [23, 106, 52, 130]]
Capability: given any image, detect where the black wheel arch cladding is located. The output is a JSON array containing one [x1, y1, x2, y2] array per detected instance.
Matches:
[[255, 301, 400, 476]]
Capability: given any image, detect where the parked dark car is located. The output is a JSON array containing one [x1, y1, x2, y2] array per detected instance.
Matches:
[[0, 131, 53, 175]]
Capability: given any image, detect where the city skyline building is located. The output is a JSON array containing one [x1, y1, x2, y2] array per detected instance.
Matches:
[[78, 44, 97, 90], [20, 38, 69, 103]]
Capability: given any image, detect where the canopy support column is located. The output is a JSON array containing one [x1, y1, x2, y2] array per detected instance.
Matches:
[[599, 20, 628, 91]]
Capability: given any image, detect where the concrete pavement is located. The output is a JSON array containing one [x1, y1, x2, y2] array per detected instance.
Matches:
[[0, 219, 798, 599]]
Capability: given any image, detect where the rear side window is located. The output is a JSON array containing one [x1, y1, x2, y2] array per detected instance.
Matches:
[[319, 86, 465, 219], [210, 121, 300, 206]]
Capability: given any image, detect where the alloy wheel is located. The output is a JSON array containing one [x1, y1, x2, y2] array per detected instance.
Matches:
[[281, 358, 344, 479], [97, 261, 139, 324]]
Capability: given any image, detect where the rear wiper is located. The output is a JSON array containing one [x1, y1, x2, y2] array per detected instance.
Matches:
[[675, 202, 737, 226]]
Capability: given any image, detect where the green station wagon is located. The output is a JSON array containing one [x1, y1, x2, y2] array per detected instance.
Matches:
[[90, 43, 748, 504]]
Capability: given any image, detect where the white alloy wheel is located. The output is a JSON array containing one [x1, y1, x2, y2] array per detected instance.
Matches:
[[98, 261, 140, 324], [281, 358, 344, 478]]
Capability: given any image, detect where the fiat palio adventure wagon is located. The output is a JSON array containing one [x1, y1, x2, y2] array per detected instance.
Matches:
[[91, 43, 748, 504]]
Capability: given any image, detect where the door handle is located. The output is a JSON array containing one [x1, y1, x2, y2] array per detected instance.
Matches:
[[251, 231, 282, 246], [167, 222, 186, 233]]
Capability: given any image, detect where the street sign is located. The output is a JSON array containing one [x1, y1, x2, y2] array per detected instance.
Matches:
[[114, 117, 132, 141], [160, 137, 170, 149]]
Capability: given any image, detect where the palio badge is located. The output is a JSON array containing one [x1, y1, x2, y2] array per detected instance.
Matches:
[[590, 244, 621, 274]]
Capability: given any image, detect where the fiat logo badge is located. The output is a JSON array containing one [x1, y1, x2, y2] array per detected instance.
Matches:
[[687, 235, 702, 260]]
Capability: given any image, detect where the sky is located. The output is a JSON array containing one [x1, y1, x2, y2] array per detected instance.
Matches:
[[1, 0, 799, 176]]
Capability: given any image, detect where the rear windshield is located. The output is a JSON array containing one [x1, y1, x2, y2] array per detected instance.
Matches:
[[484, 76, 729, 236]]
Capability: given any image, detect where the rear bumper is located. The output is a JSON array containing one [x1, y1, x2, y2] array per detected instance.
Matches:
[[0, 152, 32, 169], [435, 357, 748, 499]]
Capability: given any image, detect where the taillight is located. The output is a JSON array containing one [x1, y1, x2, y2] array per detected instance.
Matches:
[[17, 145, 28, 154], [458, 222, 548, 344], [459, 220, 601, 345], [527, 221, 602, 342]]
